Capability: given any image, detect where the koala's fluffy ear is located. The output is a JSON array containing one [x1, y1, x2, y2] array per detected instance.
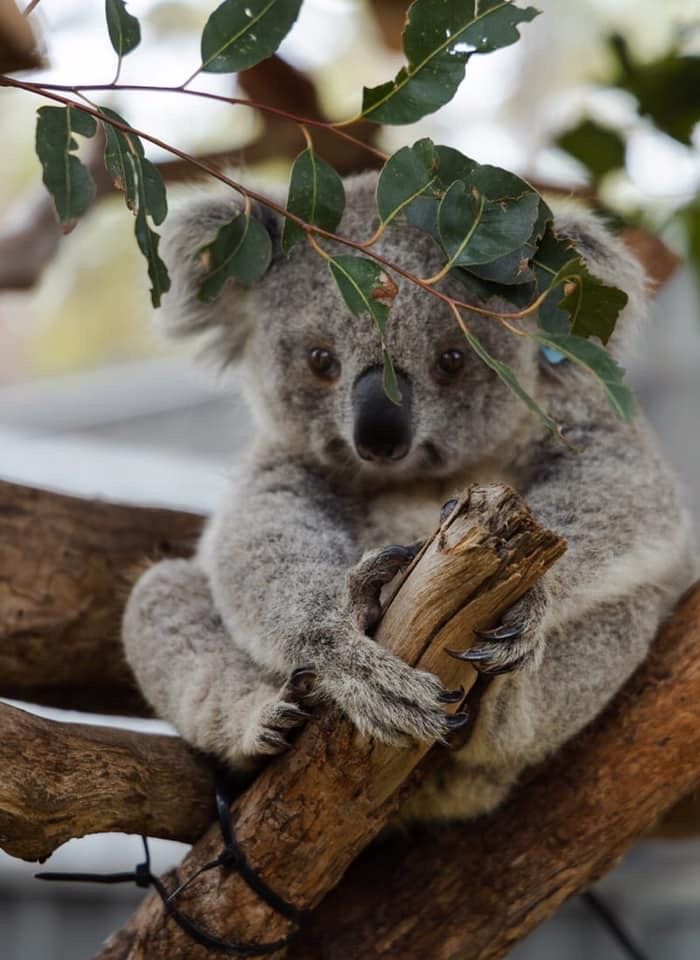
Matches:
[[550, 202, 649, 356], [157, 187, 282, 361]]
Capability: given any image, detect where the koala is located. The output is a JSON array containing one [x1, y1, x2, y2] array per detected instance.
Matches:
[[122, 172, 695, 821]]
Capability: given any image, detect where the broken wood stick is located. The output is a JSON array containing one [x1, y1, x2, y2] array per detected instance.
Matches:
[[94, 484, 565, 959]]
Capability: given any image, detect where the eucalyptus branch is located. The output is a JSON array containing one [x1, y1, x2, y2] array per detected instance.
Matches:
[[26, 80, 389, 163], [0, 75, 556, 331]]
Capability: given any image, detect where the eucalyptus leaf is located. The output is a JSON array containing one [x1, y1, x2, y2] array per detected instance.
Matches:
[[462, 325, 562, 439], [534, 332, 635, 420], [105, 0, 141, 59], [35, 106, 97, 229], [382, 348, 402, 404], [282, 147, 345, 253], [200, 0, 302, 74], [376, 139, 437, 226], [135, 208, 170, 308], [437, 180, 540, 268], [198, 213, 272, 302], [99, 107, 170, 306], [557, 118, 626, 181], [362, 0, 539, 125]]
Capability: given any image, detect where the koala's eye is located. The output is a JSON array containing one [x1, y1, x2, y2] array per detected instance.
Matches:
[[437, 349, 465, 376], [308, 347, 340, 380]]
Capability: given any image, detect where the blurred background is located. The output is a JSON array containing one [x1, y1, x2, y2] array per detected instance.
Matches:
[[1, 0, 699, 957]]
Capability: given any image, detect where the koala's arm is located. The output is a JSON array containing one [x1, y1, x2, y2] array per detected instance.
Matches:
[[199, 451, 453, 744]]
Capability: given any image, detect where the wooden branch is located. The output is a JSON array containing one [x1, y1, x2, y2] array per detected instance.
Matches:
[[94, 485, 565, 960], [0, 0, 41, 73], [0, 479, 202, 714], [0, 701, 219, 861], [288, 583, 700, 960]]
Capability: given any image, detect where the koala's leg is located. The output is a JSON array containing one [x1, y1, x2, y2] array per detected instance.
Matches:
[[122, 559, 311, 770], [400, 585, 665, 822]]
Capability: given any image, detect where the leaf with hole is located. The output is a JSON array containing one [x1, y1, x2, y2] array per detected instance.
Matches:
[[361, 0, 539, 125], [376, 139, 438, 226], [198, 213, 272, 302], [534, 332, 635, 420], [35, 106, 97, 230], [200, 0, 303, 74], [282, 147, 345, 253], [105, 0, 141, 60]]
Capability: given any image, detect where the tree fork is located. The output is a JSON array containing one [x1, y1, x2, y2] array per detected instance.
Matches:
[[94, 484, 565, 959]]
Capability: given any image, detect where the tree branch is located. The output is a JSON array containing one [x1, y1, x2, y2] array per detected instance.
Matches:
[[93, 484, 565, 959], [0, 479, 202, 714], [0, 701, 219, 861]]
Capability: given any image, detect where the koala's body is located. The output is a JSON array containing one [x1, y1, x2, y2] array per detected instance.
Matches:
[[123, 173, 695, 821]]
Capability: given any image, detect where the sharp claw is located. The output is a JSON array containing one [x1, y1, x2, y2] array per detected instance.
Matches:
[[260, 730, 290, 750], [290, 665, 316, 684], [476, 624, 524, 642], [440, 498, 458, 524], [445, 647, 492, 663], [279, 704, 312, 722], [437, 686, 465, 703], [480, 654, 529, 676], [444, 711, 470, 730]]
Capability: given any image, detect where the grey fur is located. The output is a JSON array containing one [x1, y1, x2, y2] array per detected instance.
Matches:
[[123, 173, 695, 817]]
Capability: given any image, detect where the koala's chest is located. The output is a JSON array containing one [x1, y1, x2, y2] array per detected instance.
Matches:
[[359, 465, 518, 551]]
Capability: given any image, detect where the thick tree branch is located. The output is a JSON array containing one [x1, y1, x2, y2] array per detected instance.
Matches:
[[0, 479, 202, 714], [289, 582, 700, 960], [0, 701, 219, 861], [93, 484, 565, 959]]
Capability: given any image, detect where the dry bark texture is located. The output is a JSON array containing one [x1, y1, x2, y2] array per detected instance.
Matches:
[[95, 484, 565, 960], [0, 701, 217, 861], [0, 480, 202, 714], [289, 584, 700, 960]]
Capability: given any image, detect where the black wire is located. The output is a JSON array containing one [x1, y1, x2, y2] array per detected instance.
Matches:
[[583, 890, 651, 960]]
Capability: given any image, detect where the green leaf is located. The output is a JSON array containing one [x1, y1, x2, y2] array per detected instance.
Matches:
[[135, 208, 170, 308], [611, 35, 700, 146], [462, 325, 562, 439], [200, 0, 302, 74], [437, 180, 540, 268], [533, 228, 628, 345], [362, 0, 539, 124], [328, 255, 401, 403], [197, 213, 272, 301], [282, 147, 345, 253], [99, 107, 170, 306], [376, 139, 437, 225], [105, 0, 141, 59], [534, 332, 635, 420], [35, 106, 97, 229], [557, 118, 626, 181], [468, 197, 551, 285]]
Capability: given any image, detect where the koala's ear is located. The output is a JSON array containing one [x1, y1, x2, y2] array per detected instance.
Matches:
[[550, 202, 649, 356], [157, 188, 283, 360]]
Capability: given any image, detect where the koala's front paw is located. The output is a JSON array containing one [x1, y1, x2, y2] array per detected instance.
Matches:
[[241, 673, 314, 757], [318, 635, 467, 746], [447, 583, 548, 676], [346, 542, 423, 632]]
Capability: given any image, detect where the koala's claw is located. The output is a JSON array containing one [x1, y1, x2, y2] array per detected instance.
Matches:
[[347, 543, 422, 632], [444, 711, 470, 729], [440, 498, 459, 524], [288, 665, 317, 699], [437, 686, 465, 703], [446, 585, 548, 676]]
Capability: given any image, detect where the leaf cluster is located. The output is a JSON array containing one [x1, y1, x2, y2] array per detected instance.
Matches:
[[29, 0, 636, 432]]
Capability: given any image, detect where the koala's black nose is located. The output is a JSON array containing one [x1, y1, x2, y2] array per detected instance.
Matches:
[[353, 365, 412, 463]]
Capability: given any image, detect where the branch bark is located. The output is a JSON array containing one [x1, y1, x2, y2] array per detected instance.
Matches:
[[289, 582, 700, 960], [0, 701, 219, 861], [94, 484, 565, 959], [0, 479, 202, 714]]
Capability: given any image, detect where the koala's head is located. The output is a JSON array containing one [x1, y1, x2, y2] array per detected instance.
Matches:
[[160, 173, 643, 483]]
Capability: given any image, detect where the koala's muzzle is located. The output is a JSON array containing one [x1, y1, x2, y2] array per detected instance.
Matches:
[[353, 365, 412, 463]]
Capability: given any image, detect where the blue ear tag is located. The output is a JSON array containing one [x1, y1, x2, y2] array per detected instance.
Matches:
[[540, 345, 566, 365]]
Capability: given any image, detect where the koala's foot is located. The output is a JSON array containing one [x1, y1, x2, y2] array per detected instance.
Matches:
[[317, 635, 467, 746], [446, 583, 548, 675], [346, 542, 423, 632], [240, 673, 314, 758]]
